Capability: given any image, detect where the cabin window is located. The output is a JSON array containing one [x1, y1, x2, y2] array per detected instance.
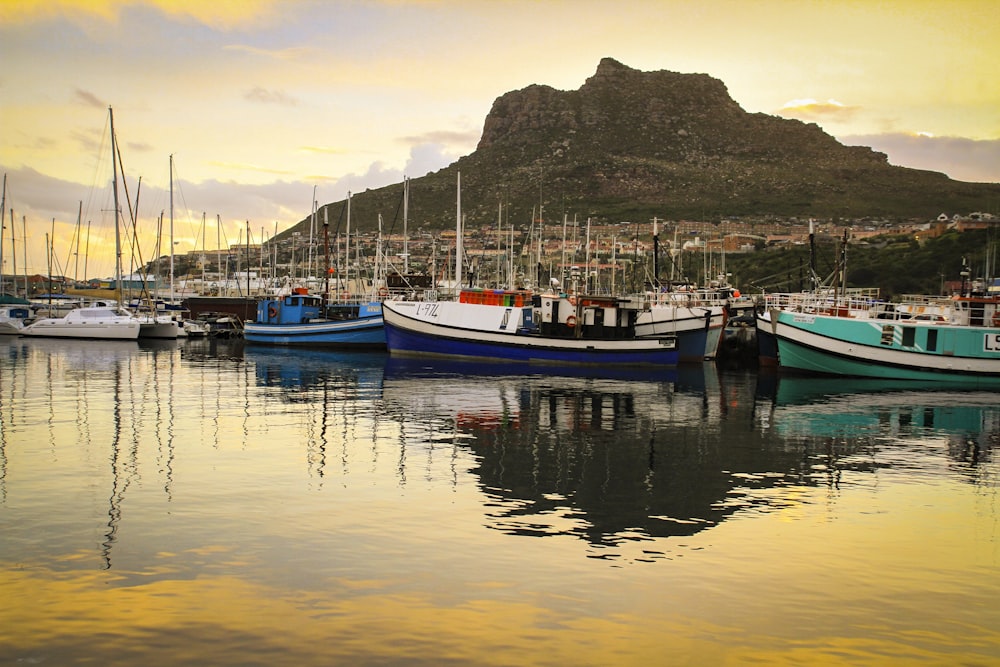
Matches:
[[926, 328, 938, 351], [880, 325, 894, 345], [901, 327, 916, 347]]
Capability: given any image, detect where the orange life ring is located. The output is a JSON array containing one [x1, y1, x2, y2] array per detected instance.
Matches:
[[267, 305, 278, 318], [565, 315, 577, 328], [378, 286, 389, 297], [992, 312, 1000, 328]]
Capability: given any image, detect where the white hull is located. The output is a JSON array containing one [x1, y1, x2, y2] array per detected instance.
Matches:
[[22, 306, 141, 340]]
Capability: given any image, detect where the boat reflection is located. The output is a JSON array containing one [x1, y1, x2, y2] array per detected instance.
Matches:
[[381, 359, 811, 554], [759, 375, 999, 469], [243, 345, 386, 397]]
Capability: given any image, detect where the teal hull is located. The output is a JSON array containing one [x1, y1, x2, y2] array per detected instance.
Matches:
[[772, 310, 1000, 386]]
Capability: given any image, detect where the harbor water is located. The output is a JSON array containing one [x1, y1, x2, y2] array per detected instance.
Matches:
[[1, 337, 998, 665]]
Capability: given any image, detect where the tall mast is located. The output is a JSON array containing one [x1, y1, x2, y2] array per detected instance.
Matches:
[[403, 176, 409, 274], [346, 191, 351, 294], [21, 215, 28, 296], [109, 106, 123, 304], [309, 185, 317, 281], [201, 212, 207, 287], [8, 209, 16, 296], [323, 207, 329, 300], [455, 171, 462, 293], [73, 201, 82, 282], [216, 215, 222, 294], [169, 154, 175, 303], [0, 174, 5, 292]]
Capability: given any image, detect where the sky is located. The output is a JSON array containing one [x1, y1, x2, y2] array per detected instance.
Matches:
[[1, 0, 998, 280]]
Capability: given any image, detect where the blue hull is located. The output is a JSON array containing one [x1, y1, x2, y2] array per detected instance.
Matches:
[[244, 318, 385, 348], [384, 320, 678, 367], [677, 328, 709, 363]]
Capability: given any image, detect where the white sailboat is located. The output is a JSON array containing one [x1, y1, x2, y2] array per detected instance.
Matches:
[[25, 107, 142, 341]]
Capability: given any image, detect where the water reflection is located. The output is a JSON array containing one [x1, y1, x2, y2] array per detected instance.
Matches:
[[757, 373, 999, 490], [2, 338, 999, 664], [382, 359, 812, 557]]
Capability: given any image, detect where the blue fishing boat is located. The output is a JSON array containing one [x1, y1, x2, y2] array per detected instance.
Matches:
[[382, 290, 678, 367], [768, 292, 1000, 385], [244, 291, 384, 348]]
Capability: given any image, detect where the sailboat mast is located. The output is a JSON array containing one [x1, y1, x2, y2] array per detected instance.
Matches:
[[0, 174, 5, 292], [403, 176, 409, 274], [216, 215, 222, 294], [169, 154, 175, 303], [8, 209, 16, 296], [109, 107, 123, 304], [309, 186, 317, 282], [323, 207, 329, 300], [346, 191, 351, 294], [455, 171, 462, 293], [21, 215, 28, 296], [73, 201, 82, 283], [201, 213, 207, 287]]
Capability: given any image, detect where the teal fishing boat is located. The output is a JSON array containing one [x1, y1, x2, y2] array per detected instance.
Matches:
[[769, 292, 1000, 385]]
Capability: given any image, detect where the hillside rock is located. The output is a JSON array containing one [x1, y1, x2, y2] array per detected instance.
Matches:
[[302, 58, 998, 234]]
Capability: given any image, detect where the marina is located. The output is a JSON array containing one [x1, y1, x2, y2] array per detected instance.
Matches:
[[2, 336, 998, 665]]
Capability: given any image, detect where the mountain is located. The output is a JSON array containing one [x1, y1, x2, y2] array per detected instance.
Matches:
[[297, 58, 1000, 236]]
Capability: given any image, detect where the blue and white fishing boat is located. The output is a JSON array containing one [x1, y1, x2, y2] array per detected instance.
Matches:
[[243, 291, 384, 348], [382, 289, 678, 367], [768, 291, 1000, 385]]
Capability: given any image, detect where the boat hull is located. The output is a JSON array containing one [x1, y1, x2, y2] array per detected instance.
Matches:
[[383, 300, 678, 367], [635, 305, 724, 362], [22, 320, 140, 340], [244, 317, 385, 347], [772, 309, 1000, 385], [138, 318, 181, 339]]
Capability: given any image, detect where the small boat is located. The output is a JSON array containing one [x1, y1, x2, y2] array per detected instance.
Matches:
[[243, 292, 384, 348], [182, 319, 210, 338], [0, 305, 30, 335], [22, 305, 141, 340], [768, 291, 1000, 385], [382, 289, 678, 367]]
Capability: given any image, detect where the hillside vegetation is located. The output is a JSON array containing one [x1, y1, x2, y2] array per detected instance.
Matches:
[[722, 228, 997, 299]]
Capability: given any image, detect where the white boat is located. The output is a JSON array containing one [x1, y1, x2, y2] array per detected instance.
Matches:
[[383, 290, 678, 367], [0, 305, 30, 335], [22, 305, 141, 340], [635, 291, 727, 362], [182, 319, 210, 337]]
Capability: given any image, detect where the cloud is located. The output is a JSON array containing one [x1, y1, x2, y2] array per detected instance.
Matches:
[[223, 44, 313, 61], [244, 86, 299, 106], [776, 98, 860, 122], [299, 145, 348, 156], [839, 133, 1000, 184], [404, 143, 460, 178], [0, 0, 281, 31], [74, 88, 105, 108], [400, 129, 480, 148]]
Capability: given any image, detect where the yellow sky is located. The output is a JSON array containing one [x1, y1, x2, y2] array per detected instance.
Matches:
[[1, 0, 998, 278]]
